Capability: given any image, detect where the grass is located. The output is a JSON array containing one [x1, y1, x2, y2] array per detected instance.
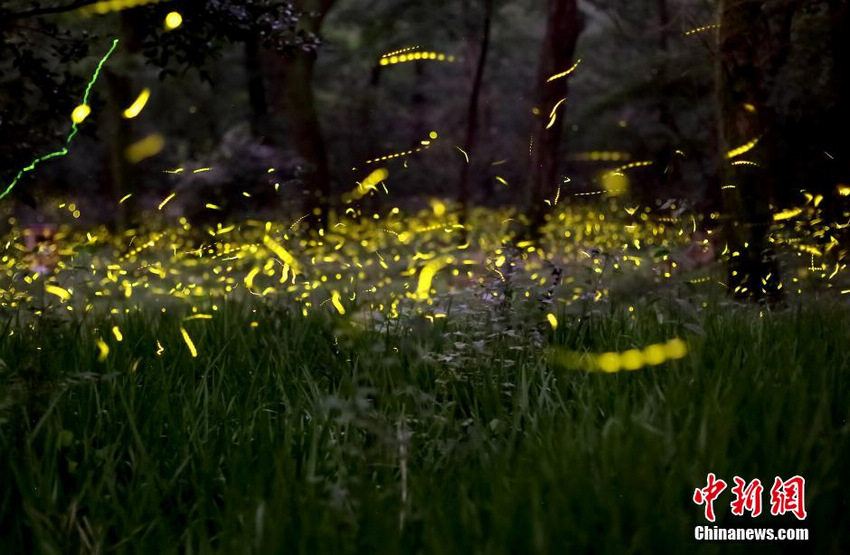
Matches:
[[1, 293, 848, 554]]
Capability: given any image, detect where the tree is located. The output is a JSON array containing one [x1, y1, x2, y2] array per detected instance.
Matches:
[[525, 0, 582, 235], [458, 0, 494, 232], [717, 0, 792, 301], [264, 0, 337, 228]]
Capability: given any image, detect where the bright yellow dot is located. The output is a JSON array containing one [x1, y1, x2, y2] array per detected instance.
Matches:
[[597, 352, 621, 373], [620, 349, 644, 371], [664, 339, 688, 360], [71, 104, 91, 124], [379, 58, 389, 66], [643, 344, 666, 366], [165, 11, 183, 30], [429, 131, 438, 139], [546, 313, 558, 330]]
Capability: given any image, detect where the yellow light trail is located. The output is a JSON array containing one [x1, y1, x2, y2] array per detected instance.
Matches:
[[773, 208, 802, 221], [122, 88, 150, 119], [346, 168, 389, 202], [96, 339, 109, 362], [45, 284, 71, 301], [379, 51, 456, 66], [569, 151, 631, 162], [244, 266, 260, 290], [546, 59, 582, 82], [553, 338, 688, 373], [262, 235, 301, 275], [381, 46, 420, 58], [727, 136, 760, 159], [684, 24, 720, 36], [78, 0, 165, 16], [331, 291, 346, 315], [158, 193, 176, 210], [180, 326, 198, 357], [546, 98, 566, 130], [126, 134, 165, 163], [411, 257, 452, 301]]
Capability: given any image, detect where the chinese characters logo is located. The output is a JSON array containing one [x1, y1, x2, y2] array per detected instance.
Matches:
[[693, 474, 806, 522]]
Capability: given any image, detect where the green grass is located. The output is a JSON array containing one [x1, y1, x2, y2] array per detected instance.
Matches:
[[1, 297, 848, 554]]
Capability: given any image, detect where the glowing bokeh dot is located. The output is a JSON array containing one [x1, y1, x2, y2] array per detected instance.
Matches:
[[165, 12, 183, 30], [71, 104, 91, 124]]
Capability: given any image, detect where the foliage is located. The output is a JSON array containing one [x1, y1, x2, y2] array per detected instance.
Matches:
[[0, 294, 848, 553]]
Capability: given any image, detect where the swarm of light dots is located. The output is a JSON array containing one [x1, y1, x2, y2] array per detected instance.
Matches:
[[1, 147, 846, 361]]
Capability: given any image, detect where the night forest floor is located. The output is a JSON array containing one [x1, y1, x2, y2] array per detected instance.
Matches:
[[0, 200, 848, 553]]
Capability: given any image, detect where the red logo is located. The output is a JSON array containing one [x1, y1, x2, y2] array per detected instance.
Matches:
[[730, 477, 764, 517], [693, 474, 806, 522], [769, 476, 807, 520], [693, 473, 727, 522]]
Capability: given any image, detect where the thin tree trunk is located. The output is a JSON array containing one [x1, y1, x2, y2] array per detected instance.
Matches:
[[104, 68, 133, 230], [282, 53, 331, 226], [828, 0, 850, 255], [245, 32, 272, 145], [360, 63, 383, 214], [266, 0, 336, 228], [459, 0, 494, 234], [104, 12, 142, 230], [717, 0, 789, 301], [410, 61, 427, 147], [526, 0, 581, 236]]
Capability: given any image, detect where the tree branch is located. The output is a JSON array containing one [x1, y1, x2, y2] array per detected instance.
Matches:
[[4, 0, 103, 20]]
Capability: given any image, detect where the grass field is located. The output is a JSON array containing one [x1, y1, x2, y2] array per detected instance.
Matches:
[[1, 199, 848, 553], [1, 292, 848, 553]]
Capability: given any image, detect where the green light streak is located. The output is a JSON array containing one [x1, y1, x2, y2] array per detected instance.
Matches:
[[0, 38, 120, 201]]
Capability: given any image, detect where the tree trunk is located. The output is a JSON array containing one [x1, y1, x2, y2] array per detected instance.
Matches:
[[245, 32, 272, 145], [716, 0, 790, 301], [459, 0, 494, 234], [266, 0, 336, 228], [283, 53, 331, 226], [827, 0, 850, 256], [104, 68, 134, 230], [526, 0, 581, 236], [104, 11, 142, 230], [360, 63, 383, 214], [410, 61, 427, 147]]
